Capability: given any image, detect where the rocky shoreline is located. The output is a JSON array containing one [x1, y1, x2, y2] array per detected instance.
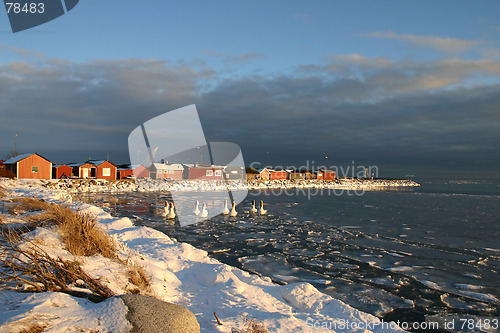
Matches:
[[29, 178, 421, 194]]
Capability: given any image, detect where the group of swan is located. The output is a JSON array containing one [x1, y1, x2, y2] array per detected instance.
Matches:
[[164, 199, 268, 219], [161, 201, 176, 219], [193, 199, 267, 217]]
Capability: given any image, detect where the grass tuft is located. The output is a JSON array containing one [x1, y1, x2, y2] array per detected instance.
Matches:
[[126, 262, 151, 294], [8, 197, 52, 215], [48, 204, 117, 259], [0, 228, 115, 300], [19, 323, 48, 333]]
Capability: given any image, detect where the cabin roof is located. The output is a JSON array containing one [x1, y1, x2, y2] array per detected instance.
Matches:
[[3, 153, 52, 164]]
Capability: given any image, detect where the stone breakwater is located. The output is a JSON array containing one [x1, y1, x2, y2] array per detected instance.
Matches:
[[33, 178, 420, 193]]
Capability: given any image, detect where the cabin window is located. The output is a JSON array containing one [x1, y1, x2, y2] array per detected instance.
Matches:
[[215, 170, 222, 176], [206, 170, 213, 176], [103, 168, 111, 176], [31, 166, 39, 173]]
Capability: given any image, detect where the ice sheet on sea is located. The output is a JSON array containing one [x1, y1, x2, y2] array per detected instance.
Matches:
[[361, 276, 402, 288], [440, 294, 497, 312], [455, 290, 499, 304], [325, 282, 414, 317], [283, 248, 324, 258], [305, 259, 360, 271]]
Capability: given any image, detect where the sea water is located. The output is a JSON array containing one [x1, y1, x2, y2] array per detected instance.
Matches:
[[74, 179, 500, 330]]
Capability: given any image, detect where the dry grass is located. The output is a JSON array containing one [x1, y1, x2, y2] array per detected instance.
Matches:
[[1, 195, 153, 299], [126, 262, 151, 294], [0, 186, 6, 198], [0, 228, 115, 299], [231, 318, 270, 333], [8, 197, 52, 215], [19, 323, 48, 333], [48, 204, 117, 259], [7, 198, 117, 259]]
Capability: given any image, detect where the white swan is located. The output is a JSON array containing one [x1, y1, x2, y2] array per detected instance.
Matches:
[[259, 200, 267, 215], [251, 200, 258, 213], [229, 201, 238, 217], [222, 200, 229, 215], [167, 202, 176, 219], [161, 201, 169, 217], [194, 200, 200, 215], [200, 202, 208, 218]]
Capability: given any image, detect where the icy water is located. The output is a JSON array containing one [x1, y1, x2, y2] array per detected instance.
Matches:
[[74, 180, 500, 331]]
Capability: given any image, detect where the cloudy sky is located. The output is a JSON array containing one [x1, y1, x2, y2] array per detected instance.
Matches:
[[1, 1, 499, 179]]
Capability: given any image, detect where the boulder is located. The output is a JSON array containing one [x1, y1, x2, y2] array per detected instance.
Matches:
[[120, 295, 200, 333]]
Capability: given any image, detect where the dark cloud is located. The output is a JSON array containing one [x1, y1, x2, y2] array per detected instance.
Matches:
[[1, 52, 499, 178]]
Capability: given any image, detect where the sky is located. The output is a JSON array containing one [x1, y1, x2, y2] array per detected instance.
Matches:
[[1, 1, 500, 179]]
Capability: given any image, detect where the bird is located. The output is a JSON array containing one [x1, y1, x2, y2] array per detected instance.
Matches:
[[230, 201, 238, 217], [167, 202, 176, 219], [259, 200, 267, 215], [251, 200, 258, 213], [200, 202, 208, 218], [194, 200, 200, 215], [222, 200, 229, 215], [161, 201, 169, 217]]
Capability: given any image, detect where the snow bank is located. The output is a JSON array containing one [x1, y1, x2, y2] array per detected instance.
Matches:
[[19, 177, 420, 194], [1, 179, 404, 332]]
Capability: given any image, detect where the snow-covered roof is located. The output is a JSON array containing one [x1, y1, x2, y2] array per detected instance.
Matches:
[[183, 164, 224, 169], [87, 160, 115, 167], [3, 153, 36, 164], [153, 163, 183, 171], [259, 168, 285, 173], [67, 162, 96, 167], [164, 163, 184, 171]]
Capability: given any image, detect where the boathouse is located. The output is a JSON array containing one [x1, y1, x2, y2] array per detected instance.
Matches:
[[2, 153, 53, 179], [260, 168, 287, 181], [68, 162, 96, 179], [88, 160, 117, 180], [223, 166, 245, 180], [52, 164, 73, 179], [184, 164, 224, 180], [118, 164, 150, 179]]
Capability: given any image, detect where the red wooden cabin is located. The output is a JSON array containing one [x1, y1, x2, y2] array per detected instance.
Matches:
[[52, 165, 73, 179], [184, 164, 224, 180], [88, 160, 117, 180], [2, 153, 52, 179]]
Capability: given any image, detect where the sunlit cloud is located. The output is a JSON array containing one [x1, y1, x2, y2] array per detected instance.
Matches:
[[365, 31, 485, 54]]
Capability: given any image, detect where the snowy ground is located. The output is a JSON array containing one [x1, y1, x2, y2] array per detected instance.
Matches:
[[0, 179, 404, 332]]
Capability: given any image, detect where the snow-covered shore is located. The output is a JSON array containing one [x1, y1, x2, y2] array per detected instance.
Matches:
[[34, 178, 420, 194], [0, 179, 404, 332]]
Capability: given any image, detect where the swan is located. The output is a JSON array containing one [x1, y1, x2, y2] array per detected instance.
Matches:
[[259, 200, 267, 215], [167, 202, 176, 219], [161, 201, 169, 217], [194, 200, 200, 215], [222, 200, 229, 215], [251, 200, 258, 213], [200, 203, 208, 218], [230, 201, 238, 217]]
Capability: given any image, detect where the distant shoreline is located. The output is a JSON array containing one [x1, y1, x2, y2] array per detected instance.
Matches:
[[7, 177, 421, 194]]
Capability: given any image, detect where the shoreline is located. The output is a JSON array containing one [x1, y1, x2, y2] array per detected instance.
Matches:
[[21, 177, 420, 194], [0, 179, 405, 332]]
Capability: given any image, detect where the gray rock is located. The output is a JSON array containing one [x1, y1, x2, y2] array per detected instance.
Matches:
[[120, 294, 200, 333]]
